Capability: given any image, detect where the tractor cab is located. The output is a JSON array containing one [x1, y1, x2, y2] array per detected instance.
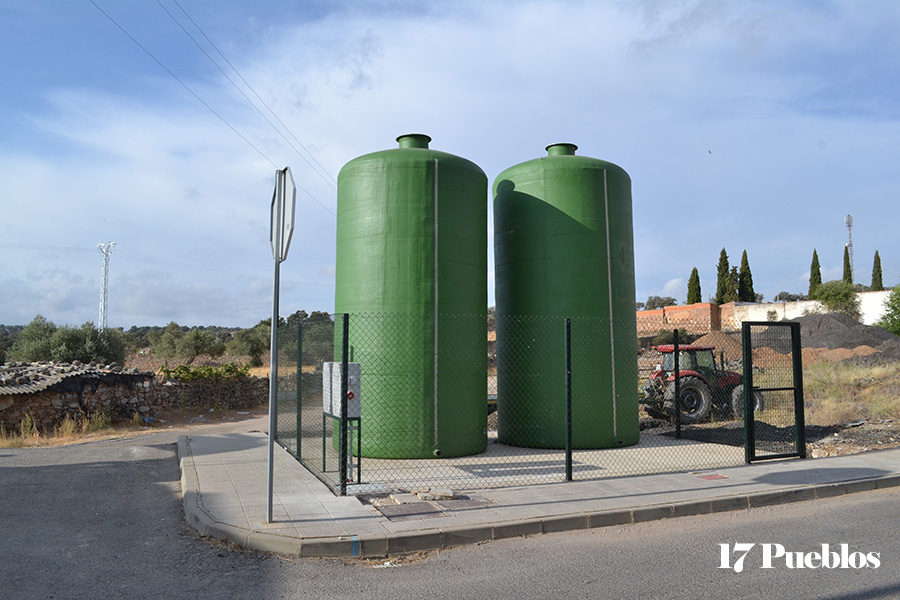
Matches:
[[653, 344, 720, 383], [643, 344, 744, 423]]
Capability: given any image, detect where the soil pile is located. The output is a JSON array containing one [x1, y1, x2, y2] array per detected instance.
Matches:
[[789, 314, 900, 364], [692, 330, 743, 362], [791, 313, 898, 350], [692, 315, 900, 366]]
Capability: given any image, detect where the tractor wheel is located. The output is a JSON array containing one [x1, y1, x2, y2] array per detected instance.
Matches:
[[667, 376, 712, 424], [731, 385, 764, 418]]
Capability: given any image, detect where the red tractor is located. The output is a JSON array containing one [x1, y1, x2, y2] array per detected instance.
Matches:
[[641, 344, 762, 424]]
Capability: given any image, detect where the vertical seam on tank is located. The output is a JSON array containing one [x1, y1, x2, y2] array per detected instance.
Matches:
[[604, 169, 618, 436], [433, 158, 440, 448]]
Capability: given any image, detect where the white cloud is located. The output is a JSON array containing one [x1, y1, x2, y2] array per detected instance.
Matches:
[[3, 0, 900, 326]]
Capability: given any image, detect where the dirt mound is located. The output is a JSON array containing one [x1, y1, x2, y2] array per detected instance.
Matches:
[[782, 314, 900, 365], [751, 346, 787, 368], [692, 330, 742, 362], [790, 313, 900, 350]]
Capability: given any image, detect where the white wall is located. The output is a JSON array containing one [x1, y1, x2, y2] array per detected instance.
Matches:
[[731, 290, 890, 326], [859, 290, 891, 325]]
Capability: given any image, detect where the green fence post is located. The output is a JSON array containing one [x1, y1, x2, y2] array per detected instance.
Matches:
[[674, 328, 681, 439], [296, 321, 303, 459], [339, 313, 349, 496], [565, 318, 572, 481], [791, 321, 807, 458], [742, 322, 754, 464]]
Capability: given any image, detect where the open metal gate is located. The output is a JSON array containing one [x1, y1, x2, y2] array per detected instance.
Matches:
[[741, 321, 806, 462]]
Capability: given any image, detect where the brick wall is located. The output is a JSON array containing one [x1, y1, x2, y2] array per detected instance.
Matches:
[[637, 303, 719, 336]]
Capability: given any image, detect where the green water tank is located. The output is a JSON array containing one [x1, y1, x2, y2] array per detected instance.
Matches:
[[335, 134, 487, 459], [493, 143, 639, 449]]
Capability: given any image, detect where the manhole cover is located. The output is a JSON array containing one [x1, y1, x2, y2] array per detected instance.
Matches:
[[375, 502, 444, 521]]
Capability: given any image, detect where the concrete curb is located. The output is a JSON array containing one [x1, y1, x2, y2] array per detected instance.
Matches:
[[178, 438, 900, 559]]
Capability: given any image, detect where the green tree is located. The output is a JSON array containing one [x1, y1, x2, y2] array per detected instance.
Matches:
[[714, 248, 731, 305], [687, 267, 702, 305], [774, 291, 806, 302], [738, 250, 756, 302], [176, 329, 225, 364], [8, 316, 125, 364], [720, 266, 739, 304], [148, 321, 184, 362], [645, 296, 677, 310], [872, 251, 884, 291], [843, 246, 853, 284], [302, 313, 335, 367], [876, 285, 900, 336], [226, 321, 270, 367], [814, 280, 861, 321], [7, 314, 56, 361], [809, 249, 822, 298], [286, 310, 309, 328]]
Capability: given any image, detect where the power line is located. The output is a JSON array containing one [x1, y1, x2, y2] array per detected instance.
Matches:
[[89, 0, 279, 170], [156, 0, 338, 208], [91, 0, 337, 218], [152, 3, 335, 218], [169, 0, 338, 191]]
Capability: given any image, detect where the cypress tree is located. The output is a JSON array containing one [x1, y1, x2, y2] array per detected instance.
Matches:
[[687, 267, 701, 304], [872, 250, 884, 291], [725, 266, 740, 303], [738, 250, 756, 302], [809, 249, 822, 298], [843, 246, 853, 284], [715, 248, 730, 305]]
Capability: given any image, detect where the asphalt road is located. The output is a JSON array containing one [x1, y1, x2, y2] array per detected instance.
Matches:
[[2, 429, 898, 600]]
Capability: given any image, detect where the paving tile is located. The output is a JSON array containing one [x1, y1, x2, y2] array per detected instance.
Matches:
[[179, 432, 900, 558]]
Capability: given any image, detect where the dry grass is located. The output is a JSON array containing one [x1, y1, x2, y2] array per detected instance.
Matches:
[[804, 361, 900, 426], [0, 411, 135, 448]]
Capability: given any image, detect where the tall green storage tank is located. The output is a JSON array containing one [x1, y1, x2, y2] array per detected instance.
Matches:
[[493, 143, 638, 449], [335, 134, 487, 459]]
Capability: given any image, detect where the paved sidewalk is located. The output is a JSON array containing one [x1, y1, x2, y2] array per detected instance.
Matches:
[[178, 425, 900, 558]]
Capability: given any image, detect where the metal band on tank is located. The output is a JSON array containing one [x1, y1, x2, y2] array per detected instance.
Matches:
[[433, 158, 440, 447], [603, 169, 618, 436]]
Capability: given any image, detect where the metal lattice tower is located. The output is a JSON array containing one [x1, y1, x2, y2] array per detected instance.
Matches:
[[98, 242, 116, 330], [845, 214, 854, 284]]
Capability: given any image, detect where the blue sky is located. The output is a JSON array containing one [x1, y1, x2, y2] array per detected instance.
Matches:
[[2, 0, 899, 328]]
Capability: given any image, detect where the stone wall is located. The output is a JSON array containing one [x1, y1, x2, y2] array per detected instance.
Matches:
[[0, 375, 269, 433]]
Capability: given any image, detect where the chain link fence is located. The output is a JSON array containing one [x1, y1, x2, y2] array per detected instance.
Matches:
[[272, 313, 802, 495]]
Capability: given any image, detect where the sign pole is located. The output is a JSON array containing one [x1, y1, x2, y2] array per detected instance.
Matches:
[[266, 170, 282, 524], [266, 167, 296, 524]]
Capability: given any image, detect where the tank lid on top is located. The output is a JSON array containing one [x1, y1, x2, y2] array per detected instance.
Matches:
[[397, 133, 432, 149], [545, 143, 578, 156]]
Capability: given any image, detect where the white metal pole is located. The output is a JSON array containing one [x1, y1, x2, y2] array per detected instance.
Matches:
[[266, 169, 283, 524]]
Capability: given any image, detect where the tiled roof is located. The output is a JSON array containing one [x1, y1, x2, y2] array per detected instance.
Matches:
[[0, 361, 154, 396]]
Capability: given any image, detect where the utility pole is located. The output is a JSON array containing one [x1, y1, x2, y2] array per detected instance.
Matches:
[[98, 242, 116, 330]]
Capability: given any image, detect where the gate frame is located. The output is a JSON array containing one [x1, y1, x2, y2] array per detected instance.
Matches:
[[741, 321, 807, 463]]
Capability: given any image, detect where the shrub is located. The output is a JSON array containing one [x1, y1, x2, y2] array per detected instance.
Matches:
[[876, 285, 900, 337], [811, 280, 861, 321], [161, 362, 251, 382]]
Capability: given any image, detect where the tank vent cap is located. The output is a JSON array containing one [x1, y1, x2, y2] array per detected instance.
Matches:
[[546, 143, 578, 156], [397, 133, 432, 149]]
